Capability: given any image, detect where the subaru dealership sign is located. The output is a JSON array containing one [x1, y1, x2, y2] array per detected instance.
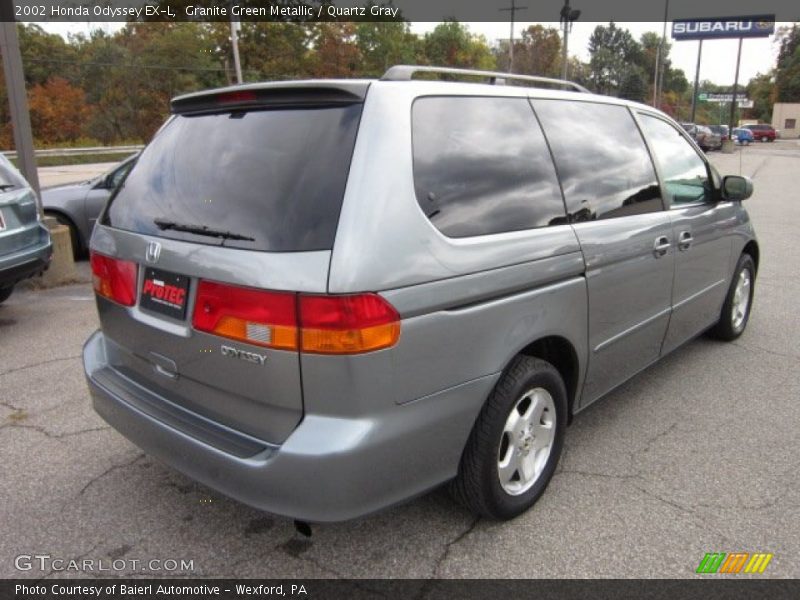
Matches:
[[672, 16, 775, 40]]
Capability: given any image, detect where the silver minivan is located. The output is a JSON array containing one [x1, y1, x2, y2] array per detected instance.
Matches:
[[0, 153, 52, 304], [83, 66, 758, 522]]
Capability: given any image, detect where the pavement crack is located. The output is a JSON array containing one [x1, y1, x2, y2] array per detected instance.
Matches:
[[0, 354, 82, 378], [77, 453, 146, 497], [557, 469, 640, 481], [423, 515, 480, 589], [635, 422, 679, 459], [0, 422, 110, 440]]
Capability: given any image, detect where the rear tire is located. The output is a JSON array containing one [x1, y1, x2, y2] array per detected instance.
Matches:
[[0, 285, 13, 304], [450, 356, 567, 520], [761, 136, 769, 143], [709, 253, 755, 341]]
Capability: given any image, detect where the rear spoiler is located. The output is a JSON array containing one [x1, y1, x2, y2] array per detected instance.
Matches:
[[171, 81, 371, 115]]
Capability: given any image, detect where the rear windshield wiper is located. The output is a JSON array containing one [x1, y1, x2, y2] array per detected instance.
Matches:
[[0, 184, 17, 191], [153, 219, 255, 241]]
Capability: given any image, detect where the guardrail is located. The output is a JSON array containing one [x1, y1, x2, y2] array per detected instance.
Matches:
[[2, 145, 143, 160]]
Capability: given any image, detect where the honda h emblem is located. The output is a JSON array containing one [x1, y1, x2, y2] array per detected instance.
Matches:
[[145, 241, 162, 264]]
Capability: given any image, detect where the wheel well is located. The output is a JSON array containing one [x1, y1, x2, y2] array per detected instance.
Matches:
[[742, 241, 759, 274], [518, 336, 579, 423]]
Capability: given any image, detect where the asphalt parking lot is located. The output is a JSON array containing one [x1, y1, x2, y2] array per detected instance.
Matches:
[[1, 141, 798, 579]]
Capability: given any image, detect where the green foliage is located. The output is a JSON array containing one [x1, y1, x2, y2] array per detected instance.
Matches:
[[747, 72, 776, 122], [421, 21, 495, 71], [495, 25, 561, 77], [619, 68, 647, 102], [775, 24, 800, 102], [585, 23, 687, 104]]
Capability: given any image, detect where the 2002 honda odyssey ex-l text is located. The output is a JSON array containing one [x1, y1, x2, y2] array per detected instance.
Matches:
[[83, 66, 758, 521]]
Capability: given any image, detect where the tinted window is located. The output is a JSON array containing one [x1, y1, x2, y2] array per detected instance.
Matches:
[[0, 155, 25, 190], [533, 100, 662, 221], [103, 105, 362, 252], [412, 97, 566, 237], [638, 114, 712, 206]]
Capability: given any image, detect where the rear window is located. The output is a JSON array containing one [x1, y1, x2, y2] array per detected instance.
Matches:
[[102, 104, 362, 252], [0, 155, 25, 190]]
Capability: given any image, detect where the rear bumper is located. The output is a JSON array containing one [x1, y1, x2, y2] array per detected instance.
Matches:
[[0, 226, 52, 287], [84, 330, 497, 522]]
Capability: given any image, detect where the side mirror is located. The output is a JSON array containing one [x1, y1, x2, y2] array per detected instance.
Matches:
[[722, 175, 753, 201]]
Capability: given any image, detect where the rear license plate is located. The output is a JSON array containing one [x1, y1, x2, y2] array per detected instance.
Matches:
[[140, 267, 189, 320]]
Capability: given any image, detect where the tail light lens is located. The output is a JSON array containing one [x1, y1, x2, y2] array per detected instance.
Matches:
[[191, 281, 400, 354], [90, 252, 137, 306], [193, 281, 298, 350], [300, 294, 400, 354]]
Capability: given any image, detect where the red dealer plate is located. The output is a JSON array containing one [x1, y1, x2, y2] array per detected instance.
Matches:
[[139, 267, 189, 320]]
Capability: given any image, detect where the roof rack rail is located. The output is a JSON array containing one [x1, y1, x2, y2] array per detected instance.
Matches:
[[380, 65, 590, 93]]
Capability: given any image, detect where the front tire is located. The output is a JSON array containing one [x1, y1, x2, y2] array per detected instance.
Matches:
[[450, 356, 567, 520], [709, 253, 755, 341]]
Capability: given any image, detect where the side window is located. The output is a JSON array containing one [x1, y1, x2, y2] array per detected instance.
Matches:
[[109, 159, 134, 189], [532, 100, 662, 221], [412, 96, 566, 238], [638, 114, 713, 206]]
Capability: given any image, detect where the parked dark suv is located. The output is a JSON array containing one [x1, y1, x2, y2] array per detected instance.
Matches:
[[745, 123, 777, 142], [83, 66, 759, 522]]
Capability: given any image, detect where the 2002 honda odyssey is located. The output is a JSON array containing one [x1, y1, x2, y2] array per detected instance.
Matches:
[[83, 66, 758, 521]]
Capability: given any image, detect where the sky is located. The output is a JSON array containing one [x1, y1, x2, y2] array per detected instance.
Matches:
[[39, 20, 787, 86]]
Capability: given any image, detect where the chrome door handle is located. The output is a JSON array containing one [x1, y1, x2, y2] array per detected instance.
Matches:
[[653, 236, 671, 258], [678, 231, 693, 251]]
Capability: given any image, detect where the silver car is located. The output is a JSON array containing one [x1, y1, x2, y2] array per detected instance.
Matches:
[[0, 154, 52, 304], [83, 66, 758, 522], [42, 155, 137, 258]]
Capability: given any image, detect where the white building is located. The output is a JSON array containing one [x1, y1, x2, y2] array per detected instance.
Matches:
[[772, 103, 800, 138]]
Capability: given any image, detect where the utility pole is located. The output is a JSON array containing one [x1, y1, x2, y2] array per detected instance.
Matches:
[[653, 0, 670, 107], [0, 21, 42, 209], [499, 0, 527, 73], [230, 13, 243, 84], [729, 37, 744, 133], [690, 39, 703, 124], [560, 0, 581, 80]]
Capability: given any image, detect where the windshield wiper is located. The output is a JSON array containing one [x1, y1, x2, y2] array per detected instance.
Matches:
[[153, 219, 255, 241], [0, 184, 17, 191]]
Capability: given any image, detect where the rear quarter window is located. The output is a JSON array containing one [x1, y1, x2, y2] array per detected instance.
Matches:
[[411, 96, 566, 238], [102, 104, 362, 252]]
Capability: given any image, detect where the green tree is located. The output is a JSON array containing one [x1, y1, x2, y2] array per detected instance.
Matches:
[[587, 22, 643, 96], [495, 25, 561, 77], [421, 21, 495, 70], [747, 72, 776, 122], [619, 68, 647, 102], [356, 21, 418, 76], [18, 24, 80, 86], [775, 24, 800, 102]]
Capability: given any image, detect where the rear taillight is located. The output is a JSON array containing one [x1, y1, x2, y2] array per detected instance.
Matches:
[[299, 294, 400, 354], [191, 281, 400, 354], [193, 281, 298, 351], [90, 252, 137, 306]]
